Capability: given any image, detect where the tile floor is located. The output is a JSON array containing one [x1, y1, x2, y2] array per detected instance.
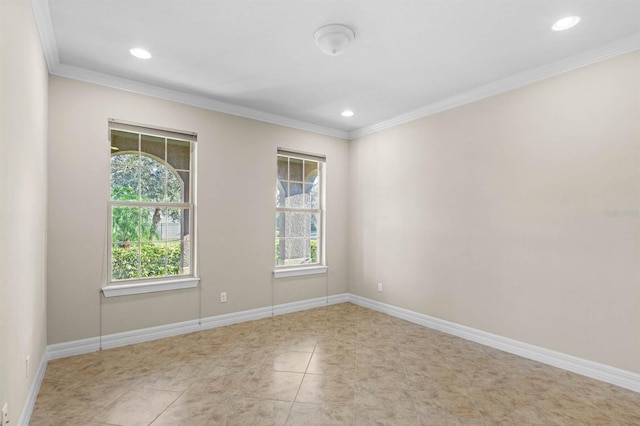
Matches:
[[31, 303, 640, 425]]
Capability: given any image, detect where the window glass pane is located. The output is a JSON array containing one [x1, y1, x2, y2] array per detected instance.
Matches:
[[276, 181, 286, 208], [304, 160, 318, 182], [168, 208, 190, 275], [165, 208, 183, 240], [111, 155, 139, 201], [140, 242, 168, 277], [112, 206, 140, 244], [285, 212, 308, 238], [182, 208, 191, 237], [310, 213, 318, 239], [167, 241, 184, 275], [139, 207, 162, 242], [177, 171, 190, 203], [167, 139, 191, 171], [289, 158, 303, 181], [275, 213, 283, 238], [275, 213, 284, 265], [140, 156, 166, 202], [311, 239, 318, 263], [277, 156, 288, 180], [112, 243, 140, 280], [141, 134, 165, 162], [167, 170, 183, 203], [286, 238, 311, 263], [111, 130, 138, 152], [305, 179, 319, 209], [286, 183, 304, 208]]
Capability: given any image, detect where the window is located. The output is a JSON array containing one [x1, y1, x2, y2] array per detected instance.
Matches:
[[275, 149, 326, 277], [107, 120, 196, 292]]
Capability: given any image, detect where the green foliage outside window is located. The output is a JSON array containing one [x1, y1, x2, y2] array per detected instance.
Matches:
[[110, 141, 188, 281], [111, 186, 161, 243], [112, 242, 182, 280]]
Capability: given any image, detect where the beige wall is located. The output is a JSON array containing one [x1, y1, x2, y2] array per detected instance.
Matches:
[[0, 0, 49, 423], [47, 77, 350, 342], [349, 51, 640, 373]]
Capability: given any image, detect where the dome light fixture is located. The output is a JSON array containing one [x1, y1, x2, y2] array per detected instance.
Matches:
[[129, 47, 152, 59], [341, 110, 354, 118], [552, 16, 580, 31], [314, 24, 355, 56]]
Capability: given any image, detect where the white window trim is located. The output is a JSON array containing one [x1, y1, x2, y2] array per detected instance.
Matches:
[[108, 119, 198, 287], [102, 277, 200, 298], [274, 148, 327, 275], [273, 266, 328, 279]]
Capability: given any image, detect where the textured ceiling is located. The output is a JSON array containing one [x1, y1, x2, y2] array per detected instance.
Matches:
[[35, 0, 640, 138]]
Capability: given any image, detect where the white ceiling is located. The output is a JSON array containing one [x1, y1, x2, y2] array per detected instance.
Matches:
[[34, 0, 640, 139]]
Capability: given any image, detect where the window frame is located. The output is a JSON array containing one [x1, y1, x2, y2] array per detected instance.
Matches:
[[274, 148, 328, 278], [102, 119, 199, 297]]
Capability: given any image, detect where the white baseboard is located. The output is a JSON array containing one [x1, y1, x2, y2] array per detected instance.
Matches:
[[48, 293, 349, 360], [26, 293, 346, 425], [17, 351, 48, 426], [32, 291, 638, 425], [348, 294, 640, 393]]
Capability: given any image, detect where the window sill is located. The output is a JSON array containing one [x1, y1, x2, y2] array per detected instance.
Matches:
[[273, 266, 328, 279], [102, 277, 200, 298]]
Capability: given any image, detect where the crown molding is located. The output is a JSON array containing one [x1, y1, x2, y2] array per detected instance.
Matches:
[[50, 63, 350, 139], [30, 0, 638, 142], [30, 1, 347, 139], [30, 0, 59, 66], [348, 33, 640, 140]]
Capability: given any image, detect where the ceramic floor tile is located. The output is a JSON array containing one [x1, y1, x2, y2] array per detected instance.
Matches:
[[263, 351, 312, 373], [217, 346, 269, 369], [91, 387, 182, 426], [307, 351, 356, 375], [353, 406, 420, 426], [187, 366, 255, 397], [242, 370, 304, 401], [29, 412, 109, 426], [31, 377, 130, 423], [287, 402, 354, 425], [224, 397, 292, 426], [413, 387, 483, 421], [135, 361, 202, 392], [355, 379, 415, 411], [296, 373, 355, 404], [31, 303, 640, 426], [535, 395, 619, 425], [150, 392, 230, 425]]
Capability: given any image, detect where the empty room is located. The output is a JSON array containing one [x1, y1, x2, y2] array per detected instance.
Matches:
[[1, 0, 639, 425]]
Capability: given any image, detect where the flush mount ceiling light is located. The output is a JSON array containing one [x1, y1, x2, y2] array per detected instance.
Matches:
[[552, 16, 580, 31], [341, 110, 354, 118], [314, 24, 355, 56], [129, 47, 152, 59]]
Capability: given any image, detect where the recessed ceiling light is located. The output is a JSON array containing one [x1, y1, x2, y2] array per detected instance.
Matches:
[[552, 16, 580, 31], [129, 47, 151, 59], [341, 110, 354, 118]]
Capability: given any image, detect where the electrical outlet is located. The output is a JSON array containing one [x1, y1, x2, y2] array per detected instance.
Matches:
[[377, 282, 383, 292], [26, 355, 30, 378], [2, 403, 8, 425], [220, 292, 227, 303]]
